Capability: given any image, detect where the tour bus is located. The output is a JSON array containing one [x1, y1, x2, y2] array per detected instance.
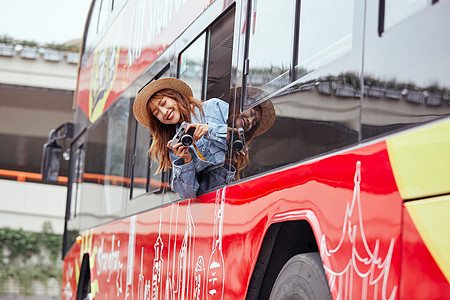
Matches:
[[42, 0, 450, 298]]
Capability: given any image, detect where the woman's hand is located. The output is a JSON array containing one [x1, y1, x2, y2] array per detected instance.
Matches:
[[167, 141, 192, 164], [187, 123, 209, 142]]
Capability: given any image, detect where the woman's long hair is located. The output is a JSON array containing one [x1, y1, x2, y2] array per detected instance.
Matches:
[[147, 88, 203, 173]]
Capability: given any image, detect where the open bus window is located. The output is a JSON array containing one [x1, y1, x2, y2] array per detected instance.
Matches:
[[244, 0, 296, 107], [206, 7, 235, 101], [179, 33, 206, 100], [131, 69, 171, 200]]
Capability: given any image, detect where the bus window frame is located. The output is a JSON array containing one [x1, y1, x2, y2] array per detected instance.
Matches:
[[62, 127, 86, 259], [130, 64, 171, 200]]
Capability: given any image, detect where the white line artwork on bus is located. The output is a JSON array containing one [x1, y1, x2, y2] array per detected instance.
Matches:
[[207, 189, 226, 300], [63, 263, 73, 300], [96, 234, 124, 297], [126, 216, 137, 299], [152, 215, 164, 300], [320, 161, 397, 300], [164, 203, 178, 300], [137, 247, 149, 300], [177, 204, 196, 300], [193, 256, 206, 299], [131, 190, 227, 300]]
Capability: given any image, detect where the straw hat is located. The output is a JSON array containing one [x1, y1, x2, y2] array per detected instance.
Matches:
[[232, 87, 276, 137], [133, 78, 193, 128]]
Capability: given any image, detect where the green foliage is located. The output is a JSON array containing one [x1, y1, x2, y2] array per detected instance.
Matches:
[[0, 34, 79, 52], [44, 42, 80, 52], [0, 222, 62, 295]]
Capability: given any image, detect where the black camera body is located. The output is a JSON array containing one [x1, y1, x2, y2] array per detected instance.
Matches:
[[170, 121, 196, 147], [231, 127, 246, 153]]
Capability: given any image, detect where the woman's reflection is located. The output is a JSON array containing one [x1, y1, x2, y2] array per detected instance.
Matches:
[[228, 87, 276, 178]]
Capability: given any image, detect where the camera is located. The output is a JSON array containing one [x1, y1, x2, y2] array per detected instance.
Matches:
[[170, 121, 196, 147], [231, 127, 246, 153]]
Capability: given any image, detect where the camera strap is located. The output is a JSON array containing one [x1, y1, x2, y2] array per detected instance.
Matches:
[[193, 143, 206, 161]]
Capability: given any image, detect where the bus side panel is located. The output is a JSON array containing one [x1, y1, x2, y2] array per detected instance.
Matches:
[[64, 139, 450, 299], [224, 141, 403, 299], [400, 206, 450, 299]]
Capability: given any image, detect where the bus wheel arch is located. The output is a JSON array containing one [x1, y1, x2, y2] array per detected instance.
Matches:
[[246, 220, 329, 299], [77, 253, 91, 300]]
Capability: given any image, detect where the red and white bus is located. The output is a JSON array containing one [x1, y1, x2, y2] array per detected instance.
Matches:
[[46, 0, 450, 298]]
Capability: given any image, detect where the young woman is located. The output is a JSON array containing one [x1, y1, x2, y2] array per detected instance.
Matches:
[[133, 77, 234, 199]]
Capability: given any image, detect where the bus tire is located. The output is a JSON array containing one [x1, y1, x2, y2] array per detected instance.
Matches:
[[268, 252, 331, 300]]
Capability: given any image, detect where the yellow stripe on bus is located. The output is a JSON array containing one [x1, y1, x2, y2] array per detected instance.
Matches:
[[386, 120, 450, 200], [405, 195, 450, 283]]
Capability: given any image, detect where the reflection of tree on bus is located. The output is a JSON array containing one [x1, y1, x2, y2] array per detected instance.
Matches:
[[228, 87, 276, 178], [133, 78, 234, 199]]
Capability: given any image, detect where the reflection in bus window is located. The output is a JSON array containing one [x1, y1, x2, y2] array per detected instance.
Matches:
[[98, 0, 111, 35], [384, 0, 429, 31], [84, 0, 102, 59], [362, 0, 450, 140], [246, 0, 296, 100], [80, 97, 130, 223], [237, 77, 360, 179], [296, 0, 354, 77], [132, 122, 151, 198], [179, 33, 206, 100], [228, 87, 276, 178]]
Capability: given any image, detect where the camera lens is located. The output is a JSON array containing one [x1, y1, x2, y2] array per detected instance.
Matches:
[[232, 139, 244, 152], [181, 135, 193, 147]]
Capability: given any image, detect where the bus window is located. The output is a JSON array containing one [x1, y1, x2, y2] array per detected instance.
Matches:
[[235, 0, 363, 180], [206, 7, 235, 101], [362, 0, 450, 140], [97, 0, 112, 35], [383, 0, 431, 33], [245, 0, 296, 105], [296, 0, 354, 79], [131, 121, 151, 198], [179, 33, 207, 100], [69, 144, 85, 219], [84, 0, 102, 63], [79, 97, 129, 227], [131, 69, 171, 200]]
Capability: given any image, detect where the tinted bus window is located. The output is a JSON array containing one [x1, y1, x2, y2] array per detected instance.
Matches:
[[78, 97, 130, 227], [384, 0, 430, 31], [236, 0, 364, 180], [179, 33, 206, 100], [362, 0, 450, 140], [206, 7, 235, 101], [245, 0, 296, 103], [296, 0, 354, 78]]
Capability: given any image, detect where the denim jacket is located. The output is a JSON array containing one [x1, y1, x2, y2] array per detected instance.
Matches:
[[170, 98, 235, 199]]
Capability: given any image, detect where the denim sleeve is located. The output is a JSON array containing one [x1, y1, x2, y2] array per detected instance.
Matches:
[[204, 99, 229, 150], [171, 157, 199, 200]]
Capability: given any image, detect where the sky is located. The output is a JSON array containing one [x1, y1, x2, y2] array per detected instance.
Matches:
[[0, 0, 92, 44]]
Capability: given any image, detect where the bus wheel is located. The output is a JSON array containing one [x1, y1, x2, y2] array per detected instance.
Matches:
[[268, 252, 331, 300]]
